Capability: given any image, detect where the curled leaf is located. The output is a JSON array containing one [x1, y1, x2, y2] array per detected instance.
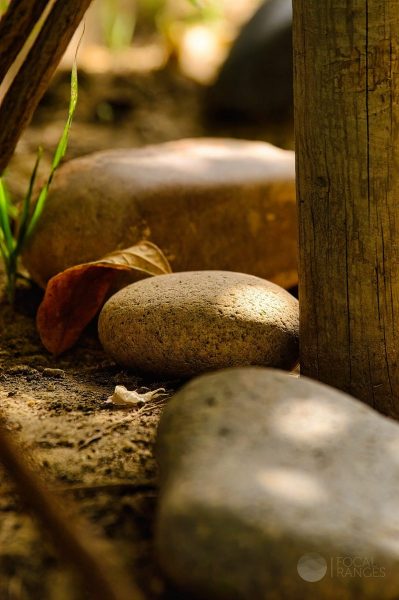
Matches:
[[37, 241, 171, 355]]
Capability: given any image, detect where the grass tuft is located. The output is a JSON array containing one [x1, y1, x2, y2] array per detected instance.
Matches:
[[0, 60, 79, 304]]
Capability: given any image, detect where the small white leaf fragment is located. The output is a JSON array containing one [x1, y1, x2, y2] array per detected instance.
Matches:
[[106, 385, 167, 407]]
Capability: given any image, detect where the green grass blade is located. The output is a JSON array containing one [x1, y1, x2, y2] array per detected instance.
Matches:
[[0, 178, 14, 253], [15, 147, 43, 253], [0, 228, 9, 263], [26, 182, 48, 240], [51, 61, 78, 173], [2, 182, 17, 219], [26, 63, 78, 241]]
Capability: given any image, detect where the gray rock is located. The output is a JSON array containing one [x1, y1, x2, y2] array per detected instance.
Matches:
[[208, 0, 293, 121], [156, 368, 399, 599], [98, 271, 299, 378]]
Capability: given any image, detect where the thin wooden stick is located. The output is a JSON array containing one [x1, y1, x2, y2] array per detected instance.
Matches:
[[0, 0, 49, 84], [0, 0, 94, 174], [0, 424, 145, 600]]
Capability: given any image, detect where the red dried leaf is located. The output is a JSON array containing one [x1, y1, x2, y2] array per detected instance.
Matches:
[[37, 241, 171, 355]]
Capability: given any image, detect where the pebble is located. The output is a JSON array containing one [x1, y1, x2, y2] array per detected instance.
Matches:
[[42, 368, 66, 379], [98, 271, 299, 377]]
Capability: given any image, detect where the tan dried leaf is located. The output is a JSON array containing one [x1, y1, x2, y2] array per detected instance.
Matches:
[[37, 241, 171, 355]]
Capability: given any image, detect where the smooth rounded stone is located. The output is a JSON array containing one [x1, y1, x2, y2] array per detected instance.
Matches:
[[156, 368, 399, 599], [22, 138, 297, 289], [98, 271, 299, 377], [207, 0, 293, 121]]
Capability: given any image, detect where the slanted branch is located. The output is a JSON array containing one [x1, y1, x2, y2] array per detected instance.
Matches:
[[0, 0, 93, 174], [0, 0, 49, 83]]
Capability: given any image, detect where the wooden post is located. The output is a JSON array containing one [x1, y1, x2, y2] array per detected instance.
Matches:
[[293, 1, 399, 416]]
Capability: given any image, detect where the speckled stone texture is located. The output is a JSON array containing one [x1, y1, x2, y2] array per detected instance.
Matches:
[[98, 271, 299, 377], [23, 138, 297, 289], [156, 367, 399, 599]]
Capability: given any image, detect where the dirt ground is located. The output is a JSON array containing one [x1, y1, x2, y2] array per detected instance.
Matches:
[[0, 63, 294, 599]]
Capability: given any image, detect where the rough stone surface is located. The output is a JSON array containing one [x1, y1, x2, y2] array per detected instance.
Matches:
[[156, 368, 399, 599], [23, 138, 297, 289], [98, 271, 299, 377]]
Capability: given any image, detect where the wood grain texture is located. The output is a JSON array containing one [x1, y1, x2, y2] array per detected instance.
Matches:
[[0, 0, 94, 174], [293, 1, 399, 416], [0, 0, 49, 83]]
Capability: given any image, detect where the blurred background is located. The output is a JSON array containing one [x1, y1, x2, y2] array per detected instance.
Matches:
[[5, 0, 294, 197], [63, 0, 263, 83]]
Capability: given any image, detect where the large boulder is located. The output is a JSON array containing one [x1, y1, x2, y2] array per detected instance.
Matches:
[[98, 271, 299, 378], [156, 368, 399, 598], [23, 138, 297, 289]]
